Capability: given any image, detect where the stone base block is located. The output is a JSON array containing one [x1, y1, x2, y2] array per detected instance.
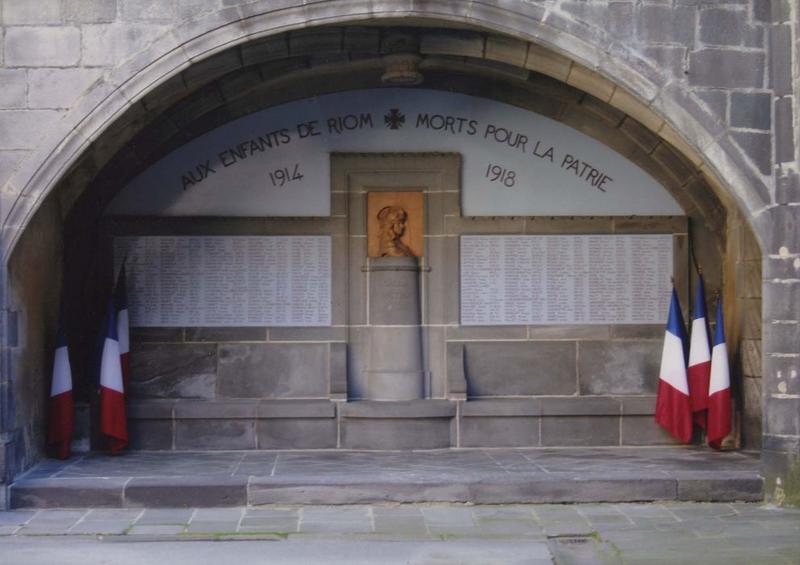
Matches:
[[340, 400, 455, 449], [128, 399, 338, 451], [10, 478, 126, 508], [460, 416, 540, 447]]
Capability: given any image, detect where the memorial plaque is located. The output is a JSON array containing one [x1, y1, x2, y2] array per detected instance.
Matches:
[[460, 235, 673, 325], [114, 236, 331, 327]]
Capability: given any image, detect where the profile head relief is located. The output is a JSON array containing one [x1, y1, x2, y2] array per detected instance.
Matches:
[[377, 205, 413, 257]]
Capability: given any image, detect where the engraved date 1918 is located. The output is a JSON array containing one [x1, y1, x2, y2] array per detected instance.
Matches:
[[485, 163, 516, 188], [268, 163, 304, 188]]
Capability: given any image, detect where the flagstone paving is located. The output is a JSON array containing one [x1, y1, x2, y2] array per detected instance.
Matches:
[[0, 502, 798, 564], [8, 447, 763, 508]]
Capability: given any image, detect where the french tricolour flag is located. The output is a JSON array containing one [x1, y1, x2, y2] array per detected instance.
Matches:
[[707, 298, 731, 449], [115, 265, 130, 397], [687, 275, 711, 429], [47, 315, 73, 460], [655, 287, 693, 443], [99, 298, 128, 453]]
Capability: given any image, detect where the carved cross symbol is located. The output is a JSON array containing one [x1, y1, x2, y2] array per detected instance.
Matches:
[[384, 108, 405, 130]]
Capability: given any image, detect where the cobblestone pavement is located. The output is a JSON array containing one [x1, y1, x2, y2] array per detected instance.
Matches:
[[0, 502, 798, 564]]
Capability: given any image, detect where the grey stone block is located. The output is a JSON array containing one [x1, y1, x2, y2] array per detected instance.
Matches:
[[461, 399, 542, 417], [732, 131, 772, 175], [268, 326, 346, 341], [769, 24, 792, 95], [130, 327, 183, 342], [541, 416, 620, 446], [343, 27, 380, 53], [217, 343, 328, 398], [128, 419, 173, 450], [256, 399, 335, 418], [27, 68, 104, 109], [469, 477, 676, 504], [621, 415, 680, 445], [699, 8, 746, 46], [64, 0, 117, 23], [420, 30, 483, 58], [241, 36, 289, 66], [127, 400, 176, 419], [10, 478, 126, 508], [578, 341, 661, 395], [610, 325, 663, 340], [447, 326, 527, 340], [527, 325, 611, 340], [636, 5, 695, 44], [677, 477, 764, 502], [120, 0, 175, 21], [2, 0, 61, 24], [289, 28, 342, 55], [689, 50, 765, 88], [340, 400, 455, 419], [4, 27, 81, 66], [125, 477, 247, 507], [460, 416, 539, 447], [541, 397, 622, 416], [183, 50, 242, 90], [174, 419, 256, 450], [0, 70, 26, 109], [0, 151, 25, 190], [174, 400, 256, 419], [330, 342, 347, 396], [0, 110, 66, 150], [730, 92, 771, 130], [425, 235, 458, 325], [484, 35, 527, 67], [184, 327, 266, 342], [248, 480, 470, 505], [774, 97, 795, 164], [695, 89, 728, 121], [256, 419, 337, 449], [81, 23, 171, 67], [765, 397, 800, 437], [463, 341, 577, 397], [446, 342, 466, 397], [341, 418, 451, 449], [368, 257, 422, 326], [620, 396, 656, 416], [129, 343, 216, 399]]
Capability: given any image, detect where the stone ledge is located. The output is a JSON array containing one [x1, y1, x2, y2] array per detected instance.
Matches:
[[540, 397, 622, 416], [461, 399, 542, 417], [129, 399, 337, 420], [10, 478, 127, 509], [339, 400, 456, 419], [124, 476, 248, 508]]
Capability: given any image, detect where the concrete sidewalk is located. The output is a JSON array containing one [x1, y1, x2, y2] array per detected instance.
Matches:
[[0, 502, 798, 564], [9, 447, 763, 508]]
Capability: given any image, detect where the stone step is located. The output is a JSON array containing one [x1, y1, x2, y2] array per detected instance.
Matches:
[[7, 448, 764, 509]]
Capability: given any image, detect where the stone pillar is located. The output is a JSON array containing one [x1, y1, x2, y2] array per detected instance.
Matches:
[[364, 257, 425, 400]]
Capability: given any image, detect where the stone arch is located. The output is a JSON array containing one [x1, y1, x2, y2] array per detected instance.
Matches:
[[1, 2, 771, 260], [1, 1, 780, 496]]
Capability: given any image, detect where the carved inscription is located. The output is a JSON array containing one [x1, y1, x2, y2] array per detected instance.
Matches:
[[460, 235, 673, 325]]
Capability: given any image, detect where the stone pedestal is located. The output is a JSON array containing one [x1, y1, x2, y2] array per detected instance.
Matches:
[[364, 256, 425, 400]]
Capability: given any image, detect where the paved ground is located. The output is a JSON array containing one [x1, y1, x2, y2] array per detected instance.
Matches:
[[0, 502, 798, 564], [10, 447, 763, 507]]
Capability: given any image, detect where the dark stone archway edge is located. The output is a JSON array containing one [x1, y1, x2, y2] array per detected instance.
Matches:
[[8, 447, 762, 509]]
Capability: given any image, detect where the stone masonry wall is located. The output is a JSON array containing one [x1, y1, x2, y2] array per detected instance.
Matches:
[[0, 0, 797, 501]]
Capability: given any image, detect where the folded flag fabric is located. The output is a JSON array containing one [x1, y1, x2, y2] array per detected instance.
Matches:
[[655, 287, 693, 443], [707, 298, 732, 449], [47, 314, 73, 460], [99, 298, 128, 454], [115, 264, 130, 397], [687, 274, 711, 429]]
